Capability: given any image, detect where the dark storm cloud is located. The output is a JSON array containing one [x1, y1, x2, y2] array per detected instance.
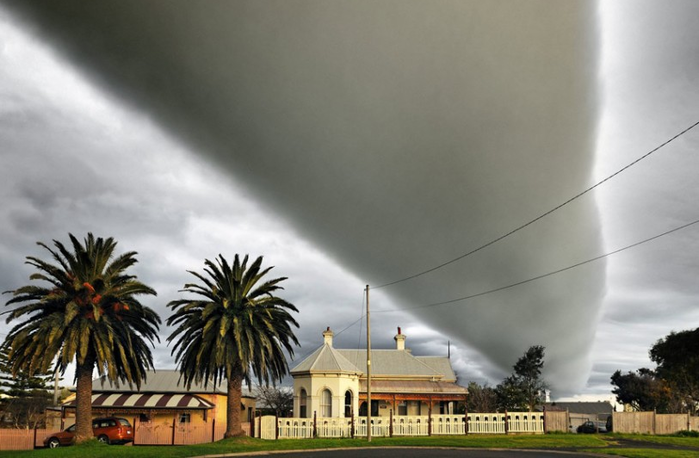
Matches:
[[1, 1, 603, 394]]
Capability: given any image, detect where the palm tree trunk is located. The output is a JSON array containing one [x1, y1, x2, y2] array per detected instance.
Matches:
[[224, 365, 244, 438], [74, 353, 95, 443]]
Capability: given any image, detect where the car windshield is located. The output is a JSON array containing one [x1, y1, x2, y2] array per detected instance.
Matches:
[[66, 425, 76, 432], [117, 418, 131, 427]]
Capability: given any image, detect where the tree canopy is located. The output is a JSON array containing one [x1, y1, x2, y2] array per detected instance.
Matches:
[[167, 254, 299, 437], [611, 327, 699, 414], [2, 233, 159, 441], [649, 328, 699, 414], [495, 345, 548, 411]]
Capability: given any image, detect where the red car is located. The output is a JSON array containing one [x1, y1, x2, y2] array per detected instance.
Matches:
[[43, 417, 133, 448]]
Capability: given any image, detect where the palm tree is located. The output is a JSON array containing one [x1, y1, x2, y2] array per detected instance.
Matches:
[[167, 255, 299, 438], [2, 234, 160, 443]]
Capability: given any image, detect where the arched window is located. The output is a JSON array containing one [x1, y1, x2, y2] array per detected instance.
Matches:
[[299, 389, 307, 418], [344, 390, 352, 417], [320, 389, 332, 417]]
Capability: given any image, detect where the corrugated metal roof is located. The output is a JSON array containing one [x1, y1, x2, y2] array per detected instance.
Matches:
[[290, 344, 362, 374], [93, 370, 254, 397], [415, 357, 457, 382], [339, 350, 443, 378], [359, 379, 468, 395], [63, 393, 214, 410]]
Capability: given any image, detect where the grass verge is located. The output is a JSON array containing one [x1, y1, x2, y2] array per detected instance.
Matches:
[[0, 433, 696, 458]]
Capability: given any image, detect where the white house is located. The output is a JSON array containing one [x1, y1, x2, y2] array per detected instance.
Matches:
[[291, 327, 468, 419]]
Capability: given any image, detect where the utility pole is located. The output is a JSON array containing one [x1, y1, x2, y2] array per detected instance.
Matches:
[[365, 284, 371, 442]]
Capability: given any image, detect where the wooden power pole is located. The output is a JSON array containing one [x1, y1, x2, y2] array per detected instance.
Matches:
[[365, 284, 372, 442]]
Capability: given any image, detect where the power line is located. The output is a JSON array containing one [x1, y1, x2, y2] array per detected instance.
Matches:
[[372, 120, 699, 289], [374, 217, 699, 313]]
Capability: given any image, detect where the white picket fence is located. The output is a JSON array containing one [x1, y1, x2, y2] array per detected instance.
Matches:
[[259, 412, 544, 439]]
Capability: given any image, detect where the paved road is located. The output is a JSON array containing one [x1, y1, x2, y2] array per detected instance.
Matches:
[[225, 448, 604, 457]]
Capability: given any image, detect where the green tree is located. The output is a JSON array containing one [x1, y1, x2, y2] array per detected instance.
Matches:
[[0, 345, 53, 398], [649, 328, 699, 414], [495, 345, 548, 411], [495, 375, 528, 411], [610, 368, 679, 413], [167, 255, 299, 437], [466, 381, 498, 413], [2, 234, 160, 442], [0, 345, 53, 428]]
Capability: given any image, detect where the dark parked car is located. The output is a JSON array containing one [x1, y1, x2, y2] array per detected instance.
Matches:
[[43, 417, 133, 448], [577, 420, 606, 434]]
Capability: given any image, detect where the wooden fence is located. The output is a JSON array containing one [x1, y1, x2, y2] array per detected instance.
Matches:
[[612, 412, 697, 434], [0, 421, 251, 450], [0, 428, 49, 450]]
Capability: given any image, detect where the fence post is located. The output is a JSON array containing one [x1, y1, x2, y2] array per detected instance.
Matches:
[[428, 404, 432, 436], [133, 417, 138, 445], [257, 412, 262, 439], [464, 408, 469, 435], [389, 409, 393, 437], [313, 411, 317, 438], [653, 409, 657, 435], [172, 416, 177, 445], [504, 410, 509, 434], [211, 418, 216, 442], [542, 406, 547, 433], [33, 426, 38, 449], [351, 413, 355, 438]]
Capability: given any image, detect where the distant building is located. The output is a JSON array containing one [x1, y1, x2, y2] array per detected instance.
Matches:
[[291, 327, 468, 418]]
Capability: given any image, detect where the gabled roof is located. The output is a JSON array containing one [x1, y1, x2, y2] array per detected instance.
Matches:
[[415, 356, 457, 382], [292, 346, 451, 379], [339, 350, 443, 378], [93, 369, 254, 397], [290, 344, 362, 374], [361, 379, 468, 395]]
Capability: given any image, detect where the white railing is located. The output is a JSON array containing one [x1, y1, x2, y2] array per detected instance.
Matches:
[[354, 416, 390, 437], [467, 413, 506, 434], [277, 418, 314, 439], [315, 417, 352, 438], [432, 414, 467, 435], [257, 412, 544, 439], [392, 415, 430, 436], [507, 412, 545, 433]]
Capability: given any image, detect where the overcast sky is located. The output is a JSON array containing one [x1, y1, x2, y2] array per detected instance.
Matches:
[[1, 1, 698, 404]]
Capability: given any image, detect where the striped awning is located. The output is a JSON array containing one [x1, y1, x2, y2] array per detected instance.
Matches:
[[63, 393, 215, 410]]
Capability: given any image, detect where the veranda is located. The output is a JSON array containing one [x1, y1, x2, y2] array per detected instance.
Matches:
[[256, 412, 550, 440]]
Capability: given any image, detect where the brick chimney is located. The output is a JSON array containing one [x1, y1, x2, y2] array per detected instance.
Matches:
[[323, 327, 334, 347], [394, 326, 406, 350]]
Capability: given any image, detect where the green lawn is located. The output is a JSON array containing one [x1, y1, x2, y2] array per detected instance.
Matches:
[[0, 433, 697, 458]]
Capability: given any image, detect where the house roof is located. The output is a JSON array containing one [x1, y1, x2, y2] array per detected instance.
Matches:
[[360, 379, 468, 395], [540, 401, 613, 415], [339, 350, 444, 378], [93, 369, 255, 398], [290, 344, 362, 374], [291, 346, 452, 380], [415, 356, 457, 382]]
